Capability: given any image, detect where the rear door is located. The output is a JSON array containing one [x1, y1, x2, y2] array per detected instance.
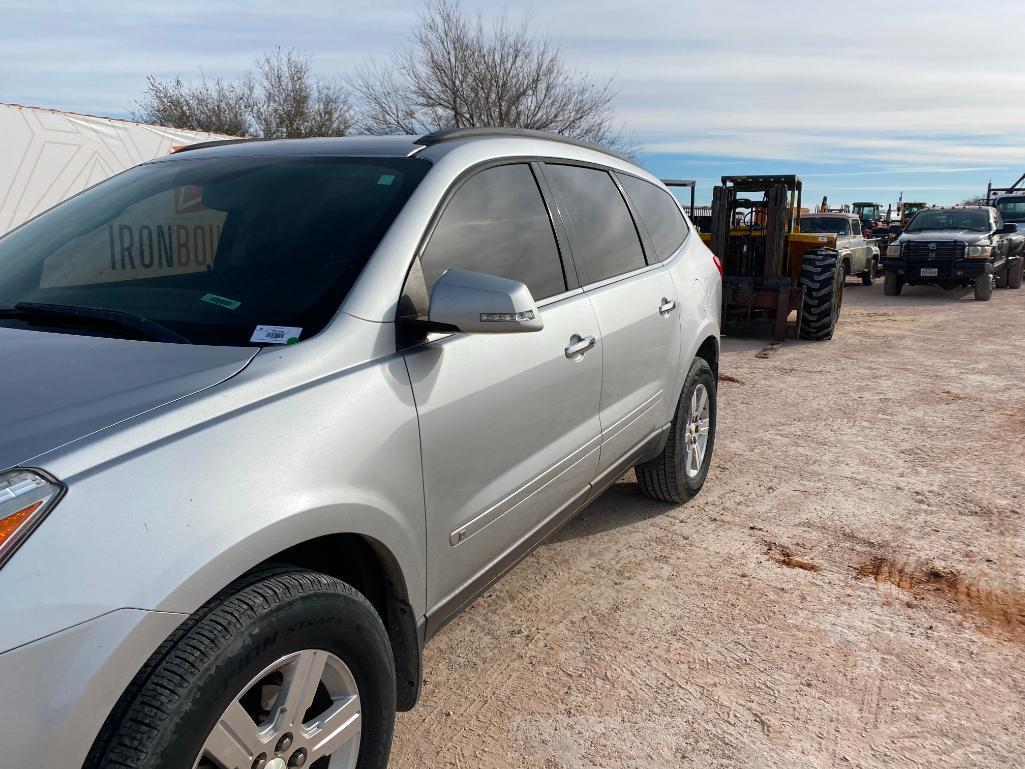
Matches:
[[401, 162, 603, 621], [543, 163, 682, 479]]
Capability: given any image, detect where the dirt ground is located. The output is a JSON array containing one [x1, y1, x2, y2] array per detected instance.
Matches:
[[390, 278, 1025, 769]]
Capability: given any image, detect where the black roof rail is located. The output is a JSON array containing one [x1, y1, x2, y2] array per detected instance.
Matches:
[[414, 127, 633, 163], [170, 138, 265, 154]]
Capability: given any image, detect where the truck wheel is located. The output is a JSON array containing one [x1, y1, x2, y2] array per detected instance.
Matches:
[[883, 271, 903, 296], [995, 267, 1007, 288], [799, 251, 843, 340], [975, 274, 994, 301], [1008, 258, 1024, 289], [636, 357, 716, 504], [861, 267, 875, 286], [85, 567, 396, 769]]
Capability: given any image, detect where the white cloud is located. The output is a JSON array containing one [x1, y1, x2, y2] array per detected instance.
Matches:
[[2, 0, 1023, 177]]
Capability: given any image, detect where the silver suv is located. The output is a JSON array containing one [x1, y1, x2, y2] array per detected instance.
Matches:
[[0, 128, 721, 769]]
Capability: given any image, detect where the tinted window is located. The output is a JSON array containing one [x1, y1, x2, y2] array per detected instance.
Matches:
[[545, 164, 646, 284], [617, 174, 688, 261], [0, 156, 429, 346], [420, 164, 566, 301]]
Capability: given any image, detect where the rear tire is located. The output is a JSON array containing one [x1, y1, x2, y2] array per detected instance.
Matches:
[[1008, 258, 1024, 289], [883, 271, 903, 296], [975, 273, 994, 301], [799, 251, 844, 340], [86, 568, 396, 769], [861, 268, 875, 286], [995, 267, 1008, 288], [636, 357, 716, 504]]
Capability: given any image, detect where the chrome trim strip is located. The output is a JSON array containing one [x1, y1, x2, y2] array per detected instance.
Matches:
[[536, 287, 584, 309], [450, 435, 601, 546], [579, 262, 660, 292]]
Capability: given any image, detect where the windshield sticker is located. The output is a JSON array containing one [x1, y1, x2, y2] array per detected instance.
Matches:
[[201, 293, 241, 310], [251, 325, 302, 345], [377, 174, 396, 186]]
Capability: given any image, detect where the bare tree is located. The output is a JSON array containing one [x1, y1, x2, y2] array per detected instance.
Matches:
[[137, 75, 255, 136], [137, 50, 353, 138], [253, 49, 353, 138], [352, 0, 628, 151]]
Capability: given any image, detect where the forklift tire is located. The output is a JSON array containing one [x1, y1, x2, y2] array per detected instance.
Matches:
[[975, 274, 994, 301], [883, 271, 903, 296], [799, 252, 844, 341], [1008, 258, 1024, 289]]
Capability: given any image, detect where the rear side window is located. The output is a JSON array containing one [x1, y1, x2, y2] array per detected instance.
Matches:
[[420, 163, 566, 301], [544, 164, 646, 284], [617, 174, 688, 261]]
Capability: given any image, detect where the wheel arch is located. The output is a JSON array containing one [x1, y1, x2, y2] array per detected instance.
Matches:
[[264, 533, 422, 711], [694, 334, 719, 381]]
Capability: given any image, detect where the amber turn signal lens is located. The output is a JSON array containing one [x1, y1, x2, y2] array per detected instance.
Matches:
[[0, 502, 43, 546], [0, 470, 64, 568]]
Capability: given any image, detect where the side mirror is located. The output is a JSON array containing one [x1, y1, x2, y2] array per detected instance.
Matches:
[[999, 223, 1018, 234], [428, 269, 543, 334]]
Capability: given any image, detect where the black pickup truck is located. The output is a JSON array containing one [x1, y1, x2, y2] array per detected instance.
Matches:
[[881, 206, 1023, 301]]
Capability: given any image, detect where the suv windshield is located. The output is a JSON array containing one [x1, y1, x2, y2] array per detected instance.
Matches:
[[996, 197, 1025, 223], [905, 209, 991, 232], [0, 155, 430, 346], [801, 216, 849, 234]]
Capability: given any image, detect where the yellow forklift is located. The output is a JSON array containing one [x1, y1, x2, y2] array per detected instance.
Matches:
[[701, 175, 845, 341]]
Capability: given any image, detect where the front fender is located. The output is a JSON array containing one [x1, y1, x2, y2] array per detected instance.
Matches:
[[0, 339, 427, 653]]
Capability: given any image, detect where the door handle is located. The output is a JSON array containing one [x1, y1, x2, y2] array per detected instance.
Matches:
[[565, 335, 596, 358], [659, 298, 677, 316]]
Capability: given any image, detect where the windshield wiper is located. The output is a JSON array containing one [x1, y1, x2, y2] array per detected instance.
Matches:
[[0, 302, 191, 344]]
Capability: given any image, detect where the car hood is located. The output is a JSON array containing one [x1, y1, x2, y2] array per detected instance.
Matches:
[[0, 327, 258, 472], [899, 230, 991, 244]]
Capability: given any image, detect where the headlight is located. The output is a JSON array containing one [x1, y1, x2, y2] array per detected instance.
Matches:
[[967, 245, 992, 258], [886, 244, 902, 257], [0, 470, 65, 569]]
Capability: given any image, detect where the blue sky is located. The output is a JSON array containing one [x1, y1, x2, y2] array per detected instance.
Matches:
[[3, 0, 1024, 205]]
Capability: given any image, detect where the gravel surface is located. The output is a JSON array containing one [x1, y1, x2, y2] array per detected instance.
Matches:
[[391, 278, 1025, 769]]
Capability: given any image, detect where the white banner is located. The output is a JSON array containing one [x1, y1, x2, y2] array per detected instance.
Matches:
[[0, 103, 233, 236]]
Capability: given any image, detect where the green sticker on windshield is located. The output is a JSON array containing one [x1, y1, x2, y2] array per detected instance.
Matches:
[[201, 293, 241, 310], [377, 174, 396, 186]]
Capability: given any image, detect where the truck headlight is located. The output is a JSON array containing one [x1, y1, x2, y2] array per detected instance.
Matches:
[[967, 245, 992, 258], [886, 244, 902, 257], [0, 470, 65, 569]]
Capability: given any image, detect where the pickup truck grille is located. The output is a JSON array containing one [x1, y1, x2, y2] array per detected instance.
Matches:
[[903, 241, 966, 261]]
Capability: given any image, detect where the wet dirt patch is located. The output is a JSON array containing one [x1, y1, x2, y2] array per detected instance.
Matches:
[[765, 543, 821, 573], [854, 557, 1025, 641]]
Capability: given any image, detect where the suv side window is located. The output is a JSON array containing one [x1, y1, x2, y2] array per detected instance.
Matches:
[[616, 173, 688, 261], [544, 164, 646, 284], [419, 163, 567, 303]]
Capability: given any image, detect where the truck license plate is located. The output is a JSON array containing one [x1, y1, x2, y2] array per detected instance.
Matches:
[[920, 267, 938, 277]]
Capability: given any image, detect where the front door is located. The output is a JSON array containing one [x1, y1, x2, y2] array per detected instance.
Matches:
[[401, 162, 603, 620]]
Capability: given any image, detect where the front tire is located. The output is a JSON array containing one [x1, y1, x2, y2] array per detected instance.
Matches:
[[975, 273, 994, 301], [883, 271, 903, 296], [86, 568, 396, 769], [799, 251, 844, 340], [636, 357, 716, 504]]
